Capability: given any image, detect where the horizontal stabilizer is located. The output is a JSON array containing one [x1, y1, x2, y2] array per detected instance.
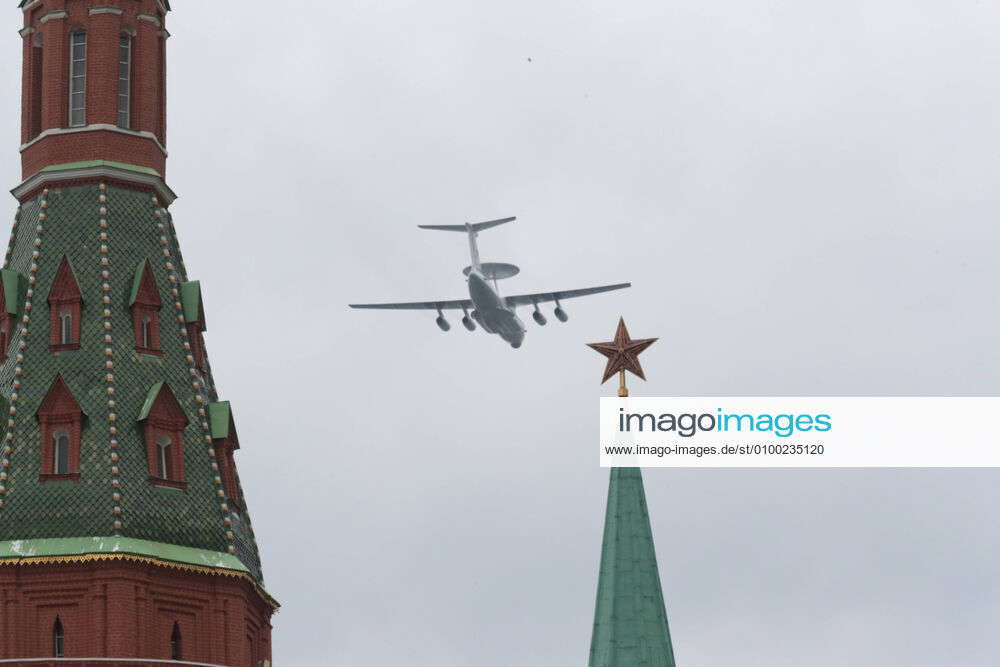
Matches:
[[418, 216, 516, 233]]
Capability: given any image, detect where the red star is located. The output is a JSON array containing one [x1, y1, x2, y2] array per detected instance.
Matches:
[[587, 318, 658, 384]]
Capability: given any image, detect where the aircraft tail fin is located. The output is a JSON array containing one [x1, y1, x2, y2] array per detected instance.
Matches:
[[418, 217, 515, 272], [418, 216, 516, 233]]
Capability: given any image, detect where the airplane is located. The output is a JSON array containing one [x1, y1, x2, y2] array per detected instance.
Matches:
[[349, 217, 630, 348]]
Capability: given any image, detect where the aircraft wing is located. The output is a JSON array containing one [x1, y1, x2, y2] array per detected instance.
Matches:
[[504, 282, 631, 307], [349, 298, 473, 310]]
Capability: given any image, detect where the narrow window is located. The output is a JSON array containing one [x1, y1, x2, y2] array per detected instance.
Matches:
[[53, 617, 64, 657], [68, 31, 86, 127], [59, 309, 72, 345], [141, 316, 151, 349], [53, 430, 70, 475], [170, 622, 183, 660], [117, 34, 131, 128], [156, 434, 171, 480], [30, 34, 43, 139]]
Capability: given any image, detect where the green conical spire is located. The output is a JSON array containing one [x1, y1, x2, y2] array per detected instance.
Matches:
[[0, 182, 265, 587], [589, 467, 676, 667]]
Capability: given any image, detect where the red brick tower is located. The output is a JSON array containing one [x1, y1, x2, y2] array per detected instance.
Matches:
[[0, 2, 277, 665]]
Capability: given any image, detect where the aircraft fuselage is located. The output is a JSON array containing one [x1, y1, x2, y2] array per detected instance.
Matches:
[[467, 271, 526, 348]]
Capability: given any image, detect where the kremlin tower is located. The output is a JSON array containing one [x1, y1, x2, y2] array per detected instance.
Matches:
[[0, 1, 276, 664]]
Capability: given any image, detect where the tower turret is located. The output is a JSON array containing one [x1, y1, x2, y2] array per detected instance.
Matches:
[[0, 3, 276, 665], [17, 0, 170, 201]]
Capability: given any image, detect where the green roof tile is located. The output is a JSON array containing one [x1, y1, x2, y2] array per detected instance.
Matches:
[[0, 184, 265, 586], [208, 401, 233, 441], [0, 536, 247, 573], [137, 380, 165, 421], [589, 468, 676, 667], [180, 280, 204, 328], [0, 269, 25, 317], [39, 160, 162, 178], [128, 259, 148, 306]]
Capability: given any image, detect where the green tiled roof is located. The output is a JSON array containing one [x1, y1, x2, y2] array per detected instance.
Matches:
[[0, 183, 265, 586], [0, 536, 247, 573], [40, 160, 161, 178], [589, 468, 676, 667], [137, 380, 165, 421], [0, 269, 25, 317], [180, 280, 204, 327], [208, 401, 234, 441], [128, 259, 148, 306]]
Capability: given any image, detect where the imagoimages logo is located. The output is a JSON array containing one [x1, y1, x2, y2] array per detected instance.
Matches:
[[618, 407, 832, 438]]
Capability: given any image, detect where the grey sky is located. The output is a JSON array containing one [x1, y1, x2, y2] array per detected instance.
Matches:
[[3, 1, 1000, 665]]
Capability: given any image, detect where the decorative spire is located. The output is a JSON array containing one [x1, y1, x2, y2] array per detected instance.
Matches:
[[589, 468, 677, 667], [588, 318, 675, 666]]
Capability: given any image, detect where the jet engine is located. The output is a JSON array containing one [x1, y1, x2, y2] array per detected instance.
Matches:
[[532, 309, 547, 326], [436, 315, 451, 331], [462, 315, 476, 331], [554, 306, 568, 322]]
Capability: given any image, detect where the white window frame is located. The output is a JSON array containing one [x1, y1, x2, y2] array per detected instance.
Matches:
[[117, 33, 131, 129], [59, 309, 72, 345], [156, 434, 171, 479], [68, 31, 86, 127], [52, 429, 70, 475]]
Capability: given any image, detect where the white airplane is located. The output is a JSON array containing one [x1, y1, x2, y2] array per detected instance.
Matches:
[[349, 217, 630, 348]]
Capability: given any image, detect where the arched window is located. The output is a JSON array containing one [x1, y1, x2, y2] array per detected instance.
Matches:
[[156, 434, 172, 480], [131, 261, 162, 355], [117, 34, 132, 128], [37, 376, 83, 482], [59, 309, 72, 345], [69, 31, 87, 127], [170, 622, 183, 660], [53, 617, 64, 657], [142, 383, 188, 489], [48, 257, 82, 352], [52, 430, 70, 475]]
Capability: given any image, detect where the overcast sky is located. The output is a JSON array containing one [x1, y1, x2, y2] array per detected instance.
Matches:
[[3, 1, 1000, 665]]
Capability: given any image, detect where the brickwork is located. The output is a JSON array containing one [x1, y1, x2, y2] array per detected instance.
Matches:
[[0, 559, 272, 665], [19, 0, 169, 181]]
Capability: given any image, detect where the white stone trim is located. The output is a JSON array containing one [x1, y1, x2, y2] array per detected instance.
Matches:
[[11, 164, 178, 207], [89, 7, 124, 16], [20, 0, 41, 13], [18, 26, 35, 38], [39, 10, 68, 23], [159, 29, 171, 39], [138, 13, 162, 28], [20, 124, 168, 157]]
